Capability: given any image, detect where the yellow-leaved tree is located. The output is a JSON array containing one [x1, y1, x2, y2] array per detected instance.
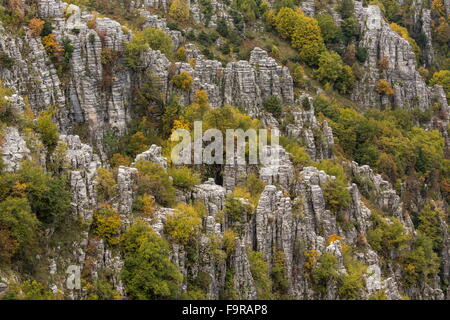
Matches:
[[169, 0, 190, 22]]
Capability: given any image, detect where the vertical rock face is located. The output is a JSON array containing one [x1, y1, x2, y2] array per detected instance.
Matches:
[[1, 127, 30, 172], [259, 145, 294, 189], [117, 166, 138, 216], [353, 5, 434, 111], [61, 135, 101, 221], [173, 46, 294, 116], [132, 0, 169, 12], [193, 178, 226, 217], [347, 161, 414, 231], [285, 94, 335, 161]]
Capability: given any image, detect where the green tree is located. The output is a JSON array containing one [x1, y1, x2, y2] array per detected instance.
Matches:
[[430, 70, 450, 101], [317, 14, 341, 45], [0, 197, 39, 255], [134, 160, 176, 206], [168, 167, 200, 190], [36, 111, 59, 154], [121, 221, 182, 299], [263, 95, 282, 118]]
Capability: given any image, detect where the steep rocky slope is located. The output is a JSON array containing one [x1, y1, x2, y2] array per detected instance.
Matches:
[[0, 0, 449, 300]]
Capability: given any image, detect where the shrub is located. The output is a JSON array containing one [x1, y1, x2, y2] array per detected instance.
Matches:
[[96, 168, 117, 202], [416, 205, 444, 251], [121, 221, 182, 299], [402, 234, 440, 287], [323, 179, 351, 212], [248, 250, 272, 299], [92, 205, 122, 245], [271, 250, 289, 296], [291, 64, 305, 88], [339, 250, 366, 299], [168, 167, 200, 190], [430, 70, 450, 101], [17, 161, 70, 224], [174, 46, 187, 62], [134, 160, 176, 206], [126, 28, 173, 69], [133, 194, 157, 218], [172, 72, 193, 90], [279, 136, 311, 167], [312, 253, 339, 294], [169, 0, 190, 22], [164, 202, 203, 245], [0, 52, 15, 69], [110, 153, 132, 168], [28, 18, 45, 37], [36, 111, 59, 154], [263, 95, 282, 118], [367, 214, 411, 257], [375, 80, 395, 95], [0, 197, 39, 256], [216, 18, 229, 37], [224, 195, 253, 234], [40, 20, 53, 37]]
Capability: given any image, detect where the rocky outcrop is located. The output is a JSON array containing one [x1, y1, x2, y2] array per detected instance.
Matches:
[[259, 145, 294, 189], [61, 135, 101, 221], [132, 144, 168, 169], [353, 5, 436, 111], [285, 94, 335, 161], [1, 127, 31, 172], [173, 47, 294, 116]]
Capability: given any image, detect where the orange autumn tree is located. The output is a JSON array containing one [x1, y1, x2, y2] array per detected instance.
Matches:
[[375, 80, 395, 95], [29, 18, 45, 37], [42, 34, 63, 59]]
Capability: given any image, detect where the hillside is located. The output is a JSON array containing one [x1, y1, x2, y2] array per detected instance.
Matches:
[[0, 0, 449, 300]]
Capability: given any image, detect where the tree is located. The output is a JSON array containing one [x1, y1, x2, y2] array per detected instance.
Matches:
[[338, 0, 355, 19], [263, 95, 282, 118], [36, 111, 59, 154], [134, 160, 176, 206], [92, 205, 122, 245], [169, 0, 190, 22], [164, 202, 203, 245], [121, 221, 182, 299], [375, 80, 395, 95], [96, 168, 117, 202], [291, 16, 325, 66], [28, 18, 45, 37], [323, 179, 351, 212], [315, 51, 343, 84], [275, 7, 302, 39], [341, 17, 360, 44], [0, 197, 39, 255], [168, 167, 200, 190], [317, 14, 341, 45], [171, 72, 193, 90], [430, 70, 450, 101], [315, 51, 355, 93]]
